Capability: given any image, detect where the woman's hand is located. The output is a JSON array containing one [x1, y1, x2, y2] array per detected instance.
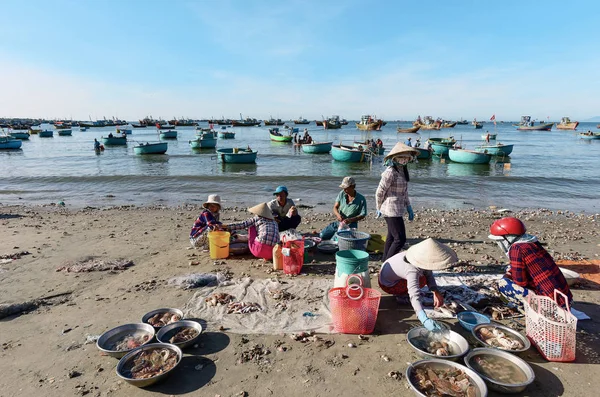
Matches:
[[433, 290, 444, 308]]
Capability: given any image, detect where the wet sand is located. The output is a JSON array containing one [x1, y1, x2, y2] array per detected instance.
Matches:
[[1, 204, 599, 397]]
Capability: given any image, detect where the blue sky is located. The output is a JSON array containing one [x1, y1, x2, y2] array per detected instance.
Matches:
[[1, 0, 599, 121]]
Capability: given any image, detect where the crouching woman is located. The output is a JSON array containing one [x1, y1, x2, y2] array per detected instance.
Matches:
[[223, 203, 279, 260], [190, 194, 223, 250]]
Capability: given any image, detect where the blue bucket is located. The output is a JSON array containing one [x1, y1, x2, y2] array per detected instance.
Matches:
[[457, 311, 491, 331]]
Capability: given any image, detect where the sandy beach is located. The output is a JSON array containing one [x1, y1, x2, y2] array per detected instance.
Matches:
[[1, 203, 599, 397]]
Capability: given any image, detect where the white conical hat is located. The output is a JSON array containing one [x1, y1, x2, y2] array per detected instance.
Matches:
[[384, 142, 419, 162], [405, 238, 458, 270], [248, 203, 274, 220]]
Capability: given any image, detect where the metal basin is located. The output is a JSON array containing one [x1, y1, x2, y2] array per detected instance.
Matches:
[[471, 324, 530, 353], [116, 343, 182, 388], [156, 320, 203, 349], [317, 240, 338, 254], [464, 348, 535, 394], [141, 308, 184, 330], [407, 327, 470, 361], [96, 323, 155, 358], [406, 358, 488, 397], [559, 267, 580, 286]]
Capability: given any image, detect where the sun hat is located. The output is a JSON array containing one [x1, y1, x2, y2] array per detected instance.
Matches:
[[203, 194, 222, 209], [273, 186, 288, 195], [405, 238, 458, 271], [384, 142, 419, 162], [339, 176, 356, 189], [248, 203, 274, 220]]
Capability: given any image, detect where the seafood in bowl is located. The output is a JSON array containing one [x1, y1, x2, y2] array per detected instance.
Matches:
[[97, 323, 155, 358], [407, 327, 469, 361], [169, 327, 199, 344], [465, 348, 535, 394], [116, 343, 182, 387], [407, 359, 487, 397], [475, 326, 524, 351], [156, 320, 204, 349], [142, 308, 184, 329], [113, 334, 152, 351]]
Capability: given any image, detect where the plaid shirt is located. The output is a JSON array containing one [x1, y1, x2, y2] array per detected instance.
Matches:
[[507, 241, 572, 303], [190, 209, 221, 239], [376, 166, 410, 217], [228, 216, 280, 246]]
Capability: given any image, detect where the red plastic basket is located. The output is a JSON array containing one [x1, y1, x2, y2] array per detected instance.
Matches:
[[282, 237, 304, 275], [524, 290, 577, 362], [329, 274, 381, 334]]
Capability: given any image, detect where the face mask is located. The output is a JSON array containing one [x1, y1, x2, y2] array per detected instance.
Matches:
[[495, 240, 511, 257]]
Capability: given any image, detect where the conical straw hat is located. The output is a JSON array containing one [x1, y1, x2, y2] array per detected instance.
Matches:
[[405, 238, 458, 270], [384, 142, 419, 162], [248, 203, 274, 220]]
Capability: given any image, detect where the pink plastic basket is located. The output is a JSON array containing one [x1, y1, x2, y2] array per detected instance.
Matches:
[[329, 274, 381, 334], [524, 290, 577, 362]]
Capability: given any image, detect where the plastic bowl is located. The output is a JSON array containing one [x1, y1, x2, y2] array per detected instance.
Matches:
[[559, 267, 580, 286], [457, 311, 491, 331], [116, 343, 182, 388], [97, 323, 155, 358]]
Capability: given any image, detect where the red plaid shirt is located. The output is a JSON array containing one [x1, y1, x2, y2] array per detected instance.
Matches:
[[506, 241, 572, 303]]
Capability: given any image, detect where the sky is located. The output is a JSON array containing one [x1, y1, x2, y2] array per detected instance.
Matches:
[[1, 0, 599, 121]]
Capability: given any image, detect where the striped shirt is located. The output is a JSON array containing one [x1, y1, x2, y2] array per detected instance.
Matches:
[[228, 216, 280, 246], [376, 166, 410, 217], [190, 210, 221, 239]]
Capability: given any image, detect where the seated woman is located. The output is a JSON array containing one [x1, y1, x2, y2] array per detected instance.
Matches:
[[267, 185, 301, 232], [488, 217, 572, 306], [319, 176, 367, 240], [223, 203, 279, 260], [190, 194, 223, 250], [379, 238, 458, 331]]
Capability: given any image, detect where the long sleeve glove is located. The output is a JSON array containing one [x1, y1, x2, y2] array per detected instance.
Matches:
[[417, 310, 442, 332], [375, 210, 382, 219], [407, 205, 414, 221]]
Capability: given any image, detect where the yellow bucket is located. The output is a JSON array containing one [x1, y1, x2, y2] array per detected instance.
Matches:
[[208, 231, 230, 259]]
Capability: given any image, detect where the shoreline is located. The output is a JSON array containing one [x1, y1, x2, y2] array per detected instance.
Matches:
[[1, 204, 599, 396]]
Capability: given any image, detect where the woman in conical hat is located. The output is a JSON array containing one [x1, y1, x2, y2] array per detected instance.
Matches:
[[223, 202, 279, 260], [378, 238, 458, 332], [376, 142, 419, 261], [189, 194, 223, 250]]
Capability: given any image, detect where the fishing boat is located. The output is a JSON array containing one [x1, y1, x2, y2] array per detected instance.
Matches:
[[397, 125, 421, 133], [413, 116, 442, 130], [264, 117, 285, 126], [475, 143, 514, 156], [481, 133, 497, 140], [53, 122, 72, 130], [269, 129, 293, 142], [216, 148, 258, 163], [556, 117, 579, 130], [578, 132, 599, 140], [293, 117, 310, 125], [38, 130, 54, 138], [168, 118, 197, 126], [218, 131, 236, 139], [102, 136, 127, 146], [331, 144, 371, 162], [132, 123, 146, 128], [340, 118, 349, 125], [8, 130, 30, 140], [57, 129, 72, 136], [301, 141, 333, 154], [29, 127, 41, 135], [323, 115, 342, 129], [474, 122, 483, 129], [415, 147, 432, 159], [456, 119, 469, 125], [353, 141, 385, 155], [117, 127, 132, 135], [442, 121, 457, 128], [0, 135, 23, 150], [189, 133, 217, 149], [356, 115, 383, 131], [134, 142, 168, 155], [159, 130, 178, 139], [428, 137, 456, 157], [315, 120, 324, 127], [231, 114, 261, 127], [515, 116, 553, 131], [156, 124, 176, 130], [79, 126, 88, 132], [448, 148, 492, 164]]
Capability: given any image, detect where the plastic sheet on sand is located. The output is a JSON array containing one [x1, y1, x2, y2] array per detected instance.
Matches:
[[182, 278, 334, 334]]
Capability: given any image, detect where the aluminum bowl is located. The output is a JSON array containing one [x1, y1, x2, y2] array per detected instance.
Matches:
[[96, 323, 155, 358], [465, 348, 535, 394], [559, 267, 580, 286], [317, 240, 338, 254], [407, 327, 470, 361], [141, 308, 184, 330], [471, 323, 531, 354], [116, 343, 182, 388], [406, 358, 488, 397], [156, 320, 203, 349]]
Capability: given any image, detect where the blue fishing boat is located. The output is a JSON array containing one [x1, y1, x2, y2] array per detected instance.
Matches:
[[38, 130, 54, 138], [0, 135, 23, 149], [579, 132, 600, 140], [189, 133, 217, 149], [9, 130, 30, 140], [134, 142, 168, 155], [415, 147, 432, 159], [101, 136, 127, 146], [301, 141, 333, 154], [117, 127, 132, 135], [57, 129, 72, 136], [429, 142, 454, 157], [353, 141, 385, 155], [79, 126, 88, 132], [218, 131, 235, 139], [216, 148, 258, 163], [159, 130, 178, 139], [448, 148, 492, 164], [331, 144, 371, 162], [475, 143, 514, 156]]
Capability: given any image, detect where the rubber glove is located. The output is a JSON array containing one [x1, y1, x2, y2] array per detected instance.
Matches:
[[417, 310, 442, 332], [407, 205, 414, 221], [375, 210, 382, 219]]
